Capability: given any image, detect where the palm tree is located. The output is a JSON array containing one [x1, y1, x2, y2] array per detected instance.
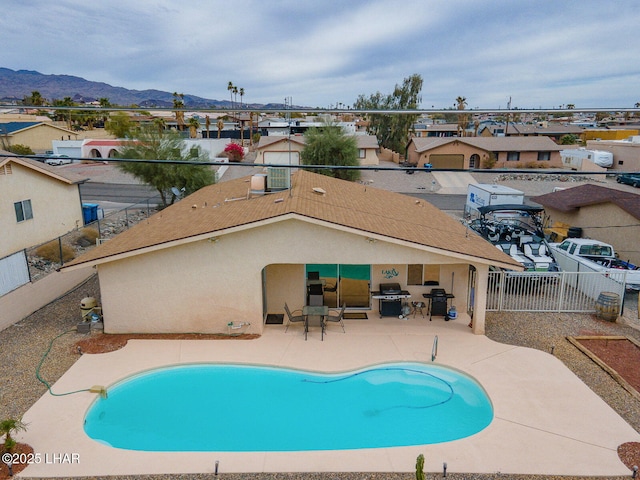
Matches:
[[227, 81, 234, 110], [205, 115, 211, 139], [239, 87, 245, 110], [172, 92, 185, 131], [217, 118, 224, 138], [1, 417, 27, 451], [154, 117, 167, 135], [187, 117, 200, 138], [455, 96, 468, 137]]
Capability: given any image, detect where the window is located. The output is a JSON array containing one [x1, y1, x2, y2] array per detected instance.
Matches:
[[469, 154, 479, 168], [507, 152, 520, 161], [358, 149, 366, 159], [408, 264, 440, 285], [14, 199, 33, 222], [537, 151, 550, 161]]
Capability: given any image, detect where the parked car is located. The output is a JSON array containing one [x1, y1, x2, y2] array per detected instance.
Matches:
[[44, 154, 72, 166], [616, 173, 640, 188]]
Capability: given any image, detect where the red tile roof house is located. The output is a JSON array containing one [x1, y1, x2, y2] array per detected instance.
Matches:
[[406, 136, 563, 170], [531, 184, 640, 265], [61, 170, 520, 336]]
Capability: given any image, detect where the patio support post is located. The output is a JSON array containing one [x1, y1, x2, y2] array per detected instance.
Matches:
[[472, 264, 488, 334]]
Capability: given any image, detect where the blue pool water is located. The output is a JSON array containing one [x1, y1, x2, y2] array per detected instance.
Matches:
[[84, 362, 493, 452]]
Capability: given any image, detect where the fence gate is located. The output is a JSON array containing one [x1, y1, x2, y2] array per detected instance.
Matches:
[[487, 270, 626, 313], [0, 250, 30, 296]]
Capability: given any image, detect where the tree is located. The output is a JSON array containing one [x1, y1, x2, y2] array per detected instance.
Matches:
[[217, 118, 224, 138], [0, 417, 27, 452], [354, 74, 423, 155], [173, 92, 185, 131], [301, 122, 360, 181], [116, 126, 215, 207], [227, 81, 234, 110], [559, 134, 579, 145], [455, 96, 469, 136], [23, 90, 45, 106], [105, 111, 133, 138], [187, 117, 200, 138]]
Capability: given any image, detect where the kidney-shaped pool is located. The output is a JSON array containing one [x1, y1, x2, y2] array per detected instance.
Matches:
[[84, 362, 493, 451]]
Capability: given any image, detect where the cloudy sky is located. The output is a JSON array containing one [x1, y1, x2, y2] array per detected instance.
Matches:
[[3, 0, 639, 109]]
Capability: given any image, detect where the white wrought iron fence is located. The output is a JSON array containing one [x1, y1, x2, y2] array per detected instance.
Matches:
[[487, 270, 626, 313]]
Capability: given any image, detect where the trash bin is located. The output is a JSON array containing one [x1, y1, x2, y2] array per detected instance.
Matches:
[[82, 203, 99, 225]]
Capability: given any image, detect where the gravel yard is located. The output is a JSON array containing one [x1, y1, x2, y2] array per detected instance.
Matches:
[[2, 274, 640, 479]]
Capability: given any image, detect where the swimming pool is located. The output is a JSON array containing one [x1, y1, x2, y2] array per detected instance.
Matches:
[[84, 362, 493, 451]]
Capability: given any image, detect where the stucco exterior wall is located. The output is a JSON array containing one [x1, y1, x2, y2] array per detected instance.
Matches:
[[10, 124, 78, 152], [255, 140, 304, 164], [544, 203, 640, 265], [97, 219, 479, 334], [359, 148, 379, 166], [407, 142, 562, 169], [586, 140, 640, 171], [0, 163, 83, 258]]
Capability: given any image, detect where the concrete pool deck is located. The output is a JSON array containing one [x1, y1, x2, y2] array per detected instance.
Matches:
[[19, 315, 640, 477]]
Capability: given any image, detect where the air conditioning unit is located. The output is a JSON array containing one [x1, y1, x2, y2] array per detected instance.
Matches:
[[267, 167, 290, 191]]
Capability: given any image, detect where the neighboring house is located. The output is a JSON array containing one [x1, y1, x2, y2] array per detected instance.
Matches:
[[0, 122, 78, 152], [406, 136, 563, 169], [255, 135, 306, 165], [60, 170, 520, 336], [414, 123, 459, 138], [255, 135, 380, 166], [586, 136, 640, 172], [478, 122, 584, 142], [0, 154, 88, 258], [531, 184, 640, 265]]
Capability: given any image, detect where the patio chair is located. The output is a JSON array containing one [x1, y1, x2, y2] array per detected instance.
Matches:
[[284, 303, 305, 333], [325, 303, 346, 333]]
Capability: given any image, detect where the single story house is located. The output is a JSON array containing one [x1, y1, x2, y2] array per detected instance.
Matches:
[[61, 170, 520, 336], [0, 153, 88, 258], [586, 136, 640, 172], [255, 134, 380, 166], [406, 136, 563, 170], [0, 122, 78, 152], [531, 184, 640, 265]]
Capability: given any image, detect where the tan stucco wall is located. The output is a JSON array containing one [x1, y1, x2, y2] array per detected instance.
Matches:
[[544, 203, 640, 265], [0, 163, 84, 258], [255, 140, 304, 164], [9, 124, 78, 152], [97, 219, 480, 335], [359, 148, 379, 166], [586, 140, 640, 171], [407, 142, 562, 169]]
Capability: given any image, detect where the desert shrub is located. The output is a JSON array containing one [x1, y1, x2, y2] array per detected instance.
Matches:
[[75, 227, 99, 247], [8, 144, 34, 155], [481, 153, 496, 169], [36, 240, 75, 263]]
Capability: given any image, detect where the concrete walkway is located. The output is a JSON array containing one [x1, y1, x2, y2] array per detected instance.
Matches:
[[20, 315, 639, 477]]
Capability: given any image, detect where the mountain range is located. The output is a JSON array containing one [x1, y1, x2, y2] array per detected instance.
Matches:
[[0, 68, 281, 109]]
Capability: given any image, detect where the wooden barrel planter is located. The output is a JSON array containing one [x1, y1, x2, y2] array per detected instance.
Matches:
[[595, 292, 621, 322]]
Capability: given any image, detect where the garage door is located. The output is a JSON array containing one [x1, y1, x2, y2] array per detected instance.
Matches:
[[264, 151, 300, 165], [428, 154, 464, 169]]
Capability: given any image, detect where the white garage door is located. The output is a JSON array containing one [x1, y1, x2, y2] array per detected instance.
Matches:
[[264, 151, 300, 165]]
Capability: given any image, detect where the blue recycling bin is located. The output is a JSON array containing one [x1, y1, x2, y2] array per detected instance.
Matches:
[[82, 203, 99, 224]]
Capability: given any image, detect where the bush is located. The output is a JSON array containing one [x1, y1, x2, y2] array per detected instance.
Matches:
[[224, 143, 244, 162], [36, 240, 75, 263], [481, 153, 496, 169], [8, 144, 35, 156], [75, 228, 99, 247]]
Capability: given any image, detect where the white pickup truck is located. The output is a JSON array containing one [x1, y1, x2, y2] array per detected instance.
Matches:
[[548, 238, 640, 291]]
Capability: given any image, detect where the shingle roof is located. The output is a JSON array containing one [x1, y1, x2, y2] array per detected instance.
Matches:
[[62, 170, 520, 270], [0, 154, 88, 184], [410, 136, 563, 153], [531, 184, 640, 220], [256, 135, 379, 150], [0, 122, 40, 134]]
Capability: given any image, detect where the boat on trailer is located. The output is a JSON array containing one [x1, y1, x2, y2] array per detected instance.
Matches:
[[468, 204, 559, 273]]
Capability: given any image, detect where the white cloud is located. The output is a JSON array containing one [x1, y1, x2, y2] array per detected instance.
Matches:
[[2, 0, 639, 108]]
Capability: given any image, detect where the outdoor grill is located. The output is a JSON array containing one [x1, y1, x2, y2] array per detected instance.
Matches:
[[371, 282, 411, 317]]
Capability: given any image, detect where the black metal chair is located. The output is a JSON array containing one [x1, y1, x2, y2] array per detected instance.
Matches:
[[325, 303, 346, 333], [284, 303, 305, 333]]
